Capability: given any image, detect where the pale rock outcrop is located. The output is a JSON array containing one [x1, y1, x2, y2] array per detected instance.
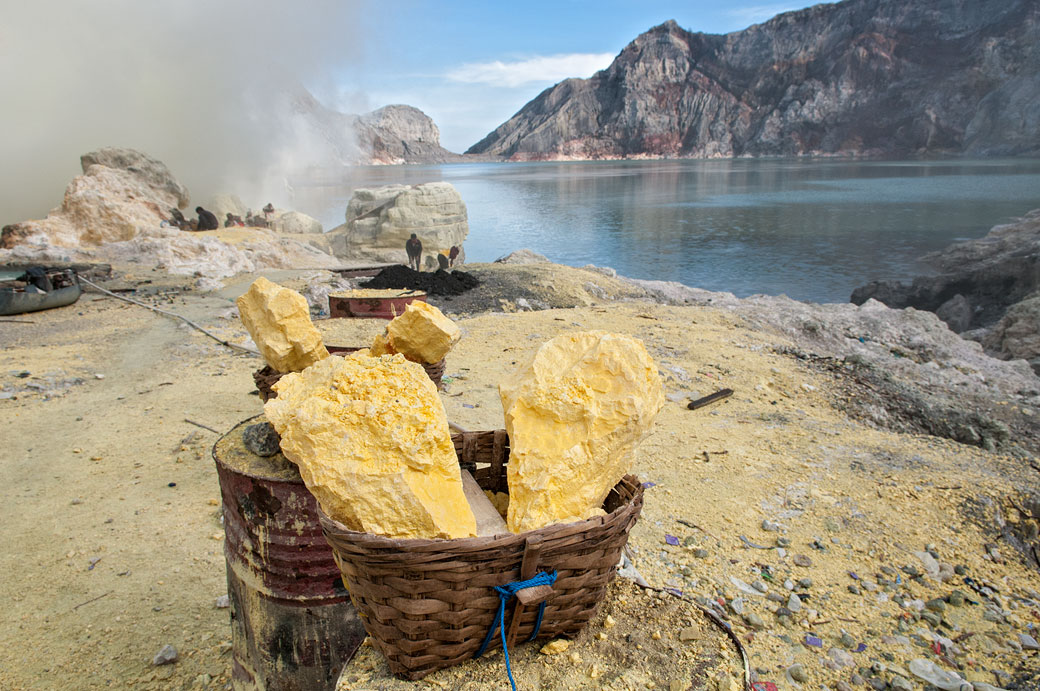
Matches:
[[500, 331, 664, 533], [236, 277, 329, 373], [2, 165, 170, 249], [81, 147, 190, 209], [326, 182, 468, 264], [383, 301, 461, 364], [982, 294, 1040, 374], [203, 194, 248, 224], [271, 211, 323, 235], [495, 249, 550, 264], [264, 353, 476, 539]]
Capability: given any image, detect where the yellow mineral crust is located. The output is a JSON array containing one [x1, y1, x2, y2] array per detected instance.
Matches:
[[500, 331, 663, 533], [236, 277, 329, 373], [263, 352, 476, 539], [384, 301, 460, 364]]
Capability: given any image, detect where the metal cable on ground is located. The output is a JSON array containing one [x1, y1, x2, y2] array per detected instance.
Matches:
[[78, 275, 260, 356]]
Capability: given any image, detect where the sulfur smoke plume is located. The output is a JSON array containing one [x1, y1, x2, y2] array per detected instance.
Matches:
[[0, 0, 362, 225]]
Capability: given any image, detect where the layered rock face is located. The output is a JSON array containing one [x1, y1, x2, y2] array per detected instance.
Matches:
[[852, 209, 1040, 372], [80, 147, 190, 209], [1, 163, 176, 249], [289, 87, 461, 165], [326, 182, 468, 265], [467, 0, 1040, 159], [236, 277, 329, 373], [264, 353, 477, 539], [501, 331, 664, 533]]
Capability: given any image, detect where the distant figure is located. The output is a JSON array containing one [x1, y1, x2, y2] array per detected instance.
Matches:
[[262, 202, 275, 222], [437, 252, 450, 271], [406, 233, 423, 271], [448, 245, 460, 267], [224, 212, 244, 227], [196, 206, 219, 231]]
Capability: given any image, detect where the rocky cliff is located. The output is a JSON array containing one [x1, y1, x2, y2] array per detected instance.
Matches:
[[852, 209, 1040, 373], [290, 89, 461, 165], [467, 0, 1040, 159]]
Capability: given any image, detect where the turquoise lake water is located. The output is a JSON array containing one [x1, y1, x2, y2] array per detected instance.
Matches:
[[291, 158, 1040, 304]]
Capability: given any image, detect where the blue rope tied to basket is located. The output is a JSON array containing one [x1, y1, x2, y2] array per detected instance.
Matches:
[[474, 570, 558, 691]]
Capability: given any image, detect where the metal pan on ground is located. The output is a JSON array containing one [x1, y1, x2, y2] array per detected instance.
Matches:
[[328, 289, 427, 319]]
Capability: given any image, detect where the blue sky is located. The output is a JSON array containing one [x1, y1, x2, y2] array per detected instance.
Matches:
[[323, 1, 823, 152]]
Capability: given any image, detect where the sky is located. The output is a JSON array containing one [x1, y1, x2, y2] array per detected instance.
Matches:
[[328, 1, 822, 152], [0, 1, 820, 223]]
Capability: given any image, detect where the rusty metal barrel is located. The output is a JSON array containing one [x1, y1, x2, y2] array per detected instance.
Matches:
[[214, 416, 365, 690]]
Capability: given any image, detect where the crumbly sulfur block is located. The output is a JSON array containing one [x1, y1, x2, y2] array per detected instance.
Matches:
[[384, 301, 460, 364], [264, 351, 476, 539], [237, 277, 328, 373], [500, 331, 663, 533]]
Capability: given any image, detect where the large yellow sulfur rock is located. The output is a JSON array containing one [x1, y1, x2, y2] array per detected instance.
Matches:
[[263, 351, 476, 539], [237, 277, 329, 373], [500, 331, 663, 533], [383, 301, 460, 364]]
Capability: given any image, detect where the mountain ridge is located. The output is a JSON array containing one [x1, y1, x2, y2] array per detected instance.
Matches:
[[466, 0, 1040, 160]]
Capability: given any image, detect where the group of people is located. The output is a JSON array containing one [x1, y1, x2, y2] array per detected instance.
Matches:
[[166, 203, 276, 231], [405, 234, 460, 271]]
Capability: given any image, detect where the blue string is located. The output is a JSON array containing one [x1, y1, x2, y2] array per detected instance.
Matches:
[[474, 570, 558, 691]]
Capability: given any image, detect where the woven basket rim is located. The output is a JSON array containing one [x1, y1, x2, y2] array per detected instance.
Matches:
[[318, 473, 641, 551]]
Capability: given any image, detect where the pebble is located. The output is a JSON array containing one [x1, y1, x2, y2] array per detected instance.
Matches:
[[729, 598, 745, 615], [539, 639, 570, 655], [679, 627, 701, 642], [214, 595, 230, 608], [848, 584, 861, 595], [693, 549, 709, 558], [776, 536, 791, 548], [797, 577, 813, 588], [954, 564, 967, 575], [840, 632, 856, 649], [767, 592, 785, 603], [835, 683, 854, 691], [744, 612, 766, 630], [751, 580, 768, 593], [243, 422, 281, 457], [948, 590, 966, 607], [787, 663, 808, 683], [792, 554, 812, 567], [890, 675, 913, 691], [762, 519, 780, 532], [828, 647, 854, 668], [152, 645, 178, 666], [925, 598, 946, 613], [787, 593, 802, 613], [1020, 633, 1040, 651], [784, 579, 795, 591]]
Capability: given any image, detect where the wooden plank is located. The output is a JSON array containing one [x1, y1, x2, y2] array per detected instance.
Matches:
[[460, 469, 508, 537]]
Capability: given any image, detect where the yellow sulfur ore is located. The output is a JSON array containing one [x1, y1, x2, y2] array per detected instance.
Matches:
[[263, 352, 476, 539], [237, 277, 329, 373], [500, 331, 663, 533], [383, 301, 460, 364]]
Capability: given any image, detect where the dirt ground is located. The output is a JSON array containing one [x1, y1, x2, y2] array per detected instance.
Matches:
[[1, 263, 1038, 690]]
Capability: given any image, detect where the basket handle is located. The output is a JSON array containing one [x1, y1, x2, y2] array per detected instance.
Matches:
[[506, 535, 547, 648]]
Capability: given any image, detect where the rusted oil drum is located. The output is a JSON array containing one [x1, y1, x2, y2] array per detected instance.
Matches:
[[214, 416, 365, 690], [328, 289, 426, 319]]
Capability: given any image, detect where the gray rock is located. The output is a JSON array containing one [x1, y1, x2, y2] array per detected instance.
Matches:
[[243, 422, 281, 457], [792, 554, 812, 568], [797, 577, 813, 588], [761, 519, 780, 532], [693, 548, 709, 558], [936, 294, 975, 333], [787, 663, 808, 683], [890, 675, 913, 691], [214, 594, 230, 609], [925, 598, 947, 613], [787, 593, 802, 613], [744, 612, 766, 630], [152, 644, 178, 666], [1020, 632, 1040, 651], [81, 147, 190, 209], [828, 647, 855, 668]]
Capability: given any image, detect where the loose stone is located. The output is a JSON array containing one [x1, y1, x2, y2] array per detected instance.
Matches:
[[948, 590, 966, 607], [797, 577, 813, 588], [787, 663, 808, 683], [152, 645, 178, 666], [693, 548, 709, 558], [242, 421, 281, 457], [925, 598, 946, 613], [792, 554, 812, 567]]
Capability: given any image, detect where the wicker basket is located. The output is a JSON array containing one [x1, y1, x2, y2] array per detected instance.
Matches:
[[253, 346, 446, 402], [320, 430, 644, 680]]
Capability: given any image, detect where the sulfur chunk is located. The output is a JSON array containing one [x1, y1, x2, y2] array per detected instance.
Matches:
[[369, 332, 395, 357], [383, 301, 460, 364], [237, 277, 328, 373], [500, 331, 663, 533], [264, 351, 476, 539]]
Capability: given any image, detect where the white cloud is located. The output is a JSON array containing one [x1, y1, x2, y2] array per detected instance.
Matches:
[[445, 53, 616, 88], [728, 5, 806, 26]]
